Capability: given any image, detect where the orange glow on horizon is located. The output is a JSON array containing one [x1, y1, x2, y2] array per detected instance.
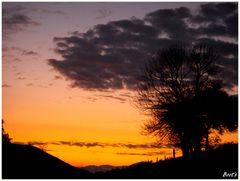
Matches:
[[2, 80, 238, 167]]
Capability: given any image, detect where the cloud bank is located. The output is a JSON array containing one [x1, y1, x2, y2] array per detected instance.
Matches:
[[21, 141, 173, 149], [47, 3, 236, 91]]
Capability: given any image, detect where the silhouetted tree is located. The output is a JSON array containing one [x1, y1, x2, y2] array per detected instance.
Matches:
[[136, 44, 235, 157], [2, 120, 12, 143], [192, 84, 238, 151]]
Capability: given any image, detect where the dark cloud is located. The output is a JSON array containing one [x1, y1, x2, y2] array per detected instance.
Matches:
[[28, 141, 47, 146], [3, 14, 35, 26], [198, 24, 228, 36], [2, 5, 40, 38], [119, 93, 133, 99], [5, 47, 38, 57], [144, 7, 192, 40], [84, 96, 98, 102], [116, 151, 171, 156], [97, 94, 126, 102], [26, 83, 34, 87], [196, 38, 237, 57], [118, 143, 172, 149], [2, 84, 12, 88], [224, 13, 238, 38], [17, 76, 25, 80], [22, 50, 38, 56], [3, 14, 40, 36], [192, 3, 236, 23], [56, 141, 104, 147], [49, 3, 237, 92], [16, 141, 172, 149], [54, 75, 63, 80], [198, 3, 237, 22], [192, 3, 237, 39]]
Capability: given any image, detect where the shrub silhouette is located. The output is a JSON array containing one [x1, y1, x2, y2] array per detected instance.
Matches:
[[2, 119, 12, 143]]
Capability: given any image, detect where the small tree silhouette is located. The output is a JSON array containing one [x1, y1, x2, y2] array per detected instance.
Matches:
[[2, 120, 12, 143], [37, 143, 48, 152]]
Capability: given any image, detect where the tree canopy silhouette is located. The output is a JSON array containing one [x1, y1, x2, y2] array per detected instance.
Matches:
[[136, 44, 237, 157]]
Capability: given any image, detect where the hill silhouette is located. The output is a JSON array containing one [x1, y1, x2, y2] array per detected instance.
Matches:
[[2, 143, 92, 179], [94, 143, 238, 179], [2, 142, 238, 179]]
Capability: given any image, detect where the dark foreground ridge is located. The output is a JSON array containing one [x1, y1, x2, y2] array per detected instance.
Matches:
[[2, 143, 92, 179], [2, 142, 238, 179], [96, 143, 238, 179]]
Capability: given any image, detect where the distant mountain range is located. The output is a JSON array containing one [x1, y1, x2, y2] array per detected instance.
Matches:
[[80, 164, 125, 173]]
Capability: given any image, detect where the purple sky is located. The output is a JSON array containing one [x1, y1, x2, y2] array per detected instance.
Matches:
[[3, 2, 238, 97]]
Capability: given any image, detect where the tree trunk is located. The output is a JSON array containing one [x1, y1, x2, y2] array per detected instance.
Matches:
[[181, 133, 190, 158], [205, 130, 209, 151], [194, 140, 201, 155], [193, 129, 202, 155], [182, 146, 189, 158]]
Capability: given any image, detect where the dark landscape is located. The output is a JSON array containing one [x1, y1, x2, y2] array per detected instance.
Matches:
[[2, 142, 238, 179]]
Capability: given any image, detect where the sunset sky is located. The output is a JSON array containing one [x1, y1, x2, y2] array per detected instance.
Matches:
[[2, 2, 238, 167]]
